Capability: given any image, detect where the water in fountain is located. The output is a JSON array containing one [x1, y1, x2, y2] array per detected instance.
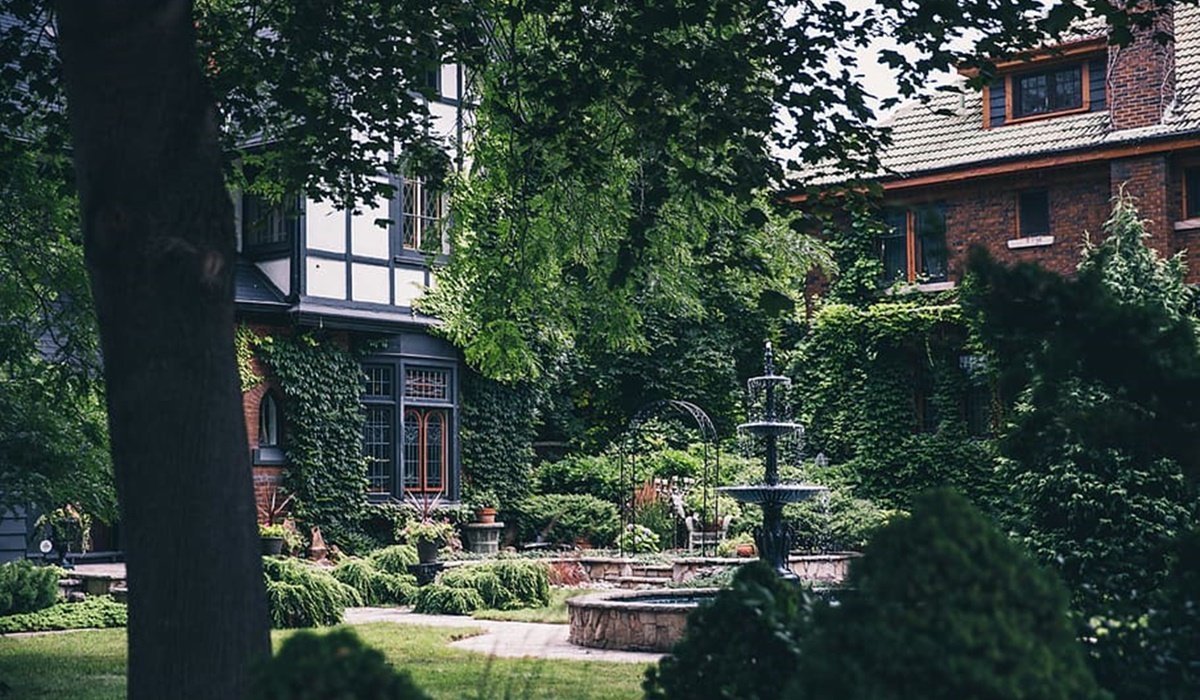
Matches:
[[719, 342, 828, 580]]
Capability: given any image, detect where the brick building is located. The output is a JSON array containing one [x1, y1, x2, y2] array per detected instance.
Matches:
[[832, 5, 1200, 290]]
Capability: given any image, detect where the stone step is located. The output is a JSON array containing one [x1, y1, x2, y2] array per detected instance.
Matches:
[[615, 575, 672, 588], [111, 585, 128, 603]]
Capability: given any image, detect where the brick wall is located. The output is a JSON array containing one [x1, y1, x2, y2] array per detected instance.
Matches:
[[1111, 155, 1172, 253], [241, 322, 289, 523], [892, 163, 1112, 280], [1108, 6, 1175, 131]]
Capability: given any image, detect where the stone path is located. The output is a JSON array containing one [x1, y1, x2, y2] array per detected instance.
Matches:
[[345, 607, 663, 664]]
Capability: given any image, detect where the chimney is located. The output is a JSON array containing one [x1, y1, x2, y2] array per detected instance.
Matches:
[[1108, 5, 1176, 130]]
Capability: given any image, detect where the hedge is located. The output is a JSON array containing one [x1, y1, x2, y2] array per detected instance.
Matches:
[[515, 493, 620, 547]]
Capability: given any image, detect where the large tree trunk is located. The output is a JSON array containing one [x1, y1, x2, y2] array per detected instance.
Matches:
[[54, 2, 270, 698]]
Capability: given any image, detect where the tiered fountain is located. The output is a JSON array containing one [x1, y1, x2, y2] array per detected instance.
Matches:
[[719, 342, 827, 580]]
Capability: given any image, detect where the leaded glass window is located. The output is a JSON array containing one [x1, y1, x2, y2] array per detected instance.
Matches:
[[364, 407, 393, 494], [242, 192, 301, 249], [404, 368, 449, 401], [1014, 66, 1083, 118], [401, 177, 445, 251]]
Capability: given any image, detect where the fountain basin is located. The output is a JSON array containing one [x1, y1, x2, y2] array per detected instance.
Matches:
[[567, 588, 718, 652], [718, 484, 828, 505]]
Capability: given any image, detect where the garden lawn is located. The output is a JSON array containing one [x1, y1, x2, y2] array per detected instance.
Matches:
[[471, 587, 594, 624], [0, 622, 649, 700]]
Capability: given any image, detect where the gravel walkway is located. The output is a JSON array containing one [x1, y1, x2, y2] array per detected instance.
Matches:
[[345, 607, 663, 664]]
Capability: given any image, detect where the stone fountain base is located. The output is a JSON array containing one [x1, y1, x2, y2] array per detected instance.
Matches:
[[567, 588, 719, 652]]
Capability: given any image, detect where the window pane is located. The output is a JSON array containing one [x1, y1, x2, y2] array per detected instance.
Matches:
[[403, 410, 421, 490], [1051, 67, 1082, 111], [404, 368, 449, 401], [242, 193, 299, 248], [916, 206, 947, 282], [1017, 73, 1048, 116], [1019, 190, 1050, 237], [880, 209, 908, 284], [259, 395, 278, 447], [362, 365, 392, 398], [401, 177, 444, 251], [364, 407, 392, 494], [425, 411, 445, 490], [1186, 168, 1200, 219]]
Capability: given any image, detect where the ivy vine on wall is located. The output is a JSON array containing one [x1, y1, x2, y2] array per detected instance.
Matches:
[[458, 369, 541, 508], [791, 300, 999, 510], [235, 324, 263, 392], [256, 332, 370, 546]]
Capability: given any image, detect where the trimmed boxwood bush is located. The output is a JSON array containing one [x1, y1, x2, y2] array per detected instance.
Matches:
[[331, 558, 417, 606], [0, 560, 60, 615], [368, 544, 418, 574], [791, 489, 1106, 700], [253, 628, 431, 700], [516, 493, 619, 547], [263, 557, 361, 629], [0, 595, 126, 633]]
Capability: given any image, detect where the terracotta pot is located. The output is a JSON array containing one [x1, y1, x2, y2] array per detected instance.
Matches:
[[476, 507, 497, 524], [735, 543, 757, 558], [261, 536, 284, 556]]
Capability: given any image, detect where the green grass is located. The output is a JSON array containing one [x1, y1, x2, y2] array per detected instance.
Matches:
[[471, 587, 595, 624], [0, 622, 650, 699]]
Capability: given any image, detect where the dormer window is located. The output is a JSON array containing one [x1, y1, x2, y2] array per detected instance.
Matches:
[[981, 46, 1106, 128], [1013, 66, 1083, 119], [242, 192, 301, 252]]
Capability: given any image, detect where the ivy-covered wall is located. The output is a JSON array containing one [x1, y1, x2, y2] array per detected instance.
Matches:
[[458, 369, 540, 508], [791, 301, 999, 509], [256, 331, 370, 546]]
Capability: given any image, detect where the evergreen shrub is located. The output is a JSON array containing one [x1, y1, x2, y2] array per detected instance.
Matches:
[[791, 489, 1106, 700], [0, 595, 125, 633], [0, 560, 59, 615], [262, 557, 361, 629], [459, 370, 541, 508], [644, 562, 811, 700], [253, 628, 430, 700], [414, 560, 551, 614], [331, 558, 417, 606], [368, 544, 418, 574], [515, 493, 619, 547], [412, 583, 485, 616]]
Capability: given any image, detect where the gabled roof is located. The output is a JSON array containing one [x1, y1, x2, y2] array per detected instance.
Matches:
[[811, 6, 1200, 186], [233, 258, 288, 310]]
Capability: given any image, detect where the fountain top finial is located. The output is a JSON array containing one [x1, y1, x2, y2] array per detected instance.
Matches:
[[764, 342, 775, 376]]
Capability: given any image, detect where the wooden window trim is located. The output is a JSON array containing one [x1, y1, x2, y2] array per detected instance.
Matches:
[[1015, 189, 1050, 238], [403, 407, 448, 495], [1004, 61, 1091, 125]]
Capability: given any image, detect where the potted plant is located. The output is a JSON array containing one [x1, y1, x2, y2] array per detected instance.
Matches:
[[260, 523, 286, 556], [470, 489, 499, 524], [402, 520, 453, 564]]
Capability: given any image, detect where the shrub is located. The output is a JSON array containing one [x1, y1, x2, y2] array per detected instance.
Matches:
[[617, 524, 660, 553], [0, 560, 60, 616], [0, 595, 125, 633], [263, 557, 361, 628], [368, 544, 418, 574], [533, 453, 625, 504], [515, 493, 619, 547], [253, 628, 431, 700], [331, 558, 417, 606], [645, 562, 811, 700], [487, 560, 550, 608], [421, 560, 551, 614], [412, 583, 485, 615], [790, 489, 1105, 700]]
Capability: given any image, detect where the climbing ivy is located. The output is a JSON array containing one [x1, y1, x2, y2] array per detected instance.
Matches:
[[256, 332, 369, 546], [235, 324, 263, 392], [458, 369, 541, 508], [791, 300, 999, 510]]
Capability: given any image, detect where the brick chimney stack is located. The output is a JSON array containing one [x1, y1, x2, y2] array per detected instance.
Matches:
[[1108, 5, 1176, 131]]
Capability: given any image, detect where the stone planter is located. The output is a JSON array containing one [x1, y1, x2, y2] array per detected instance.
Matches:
[[462, 521, 504, 555], [416, 539, 439, 564], [261, 536, 284, 556]]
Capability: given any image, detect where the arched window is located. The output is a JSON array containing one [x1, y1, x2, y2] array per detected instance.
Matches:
[[259, 393, 279, 448], [402, 408, 448, 494]]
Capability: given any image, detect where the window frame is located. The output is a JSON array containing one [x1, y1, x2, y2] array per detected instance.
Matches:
[[1183, 166, 1200, 220], [241, 191, 302, 257], [879, 204, 949, 285], [360, 359, 458, 502], [1004, 61, 1091, 125], [252, 391, 287, 466]]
